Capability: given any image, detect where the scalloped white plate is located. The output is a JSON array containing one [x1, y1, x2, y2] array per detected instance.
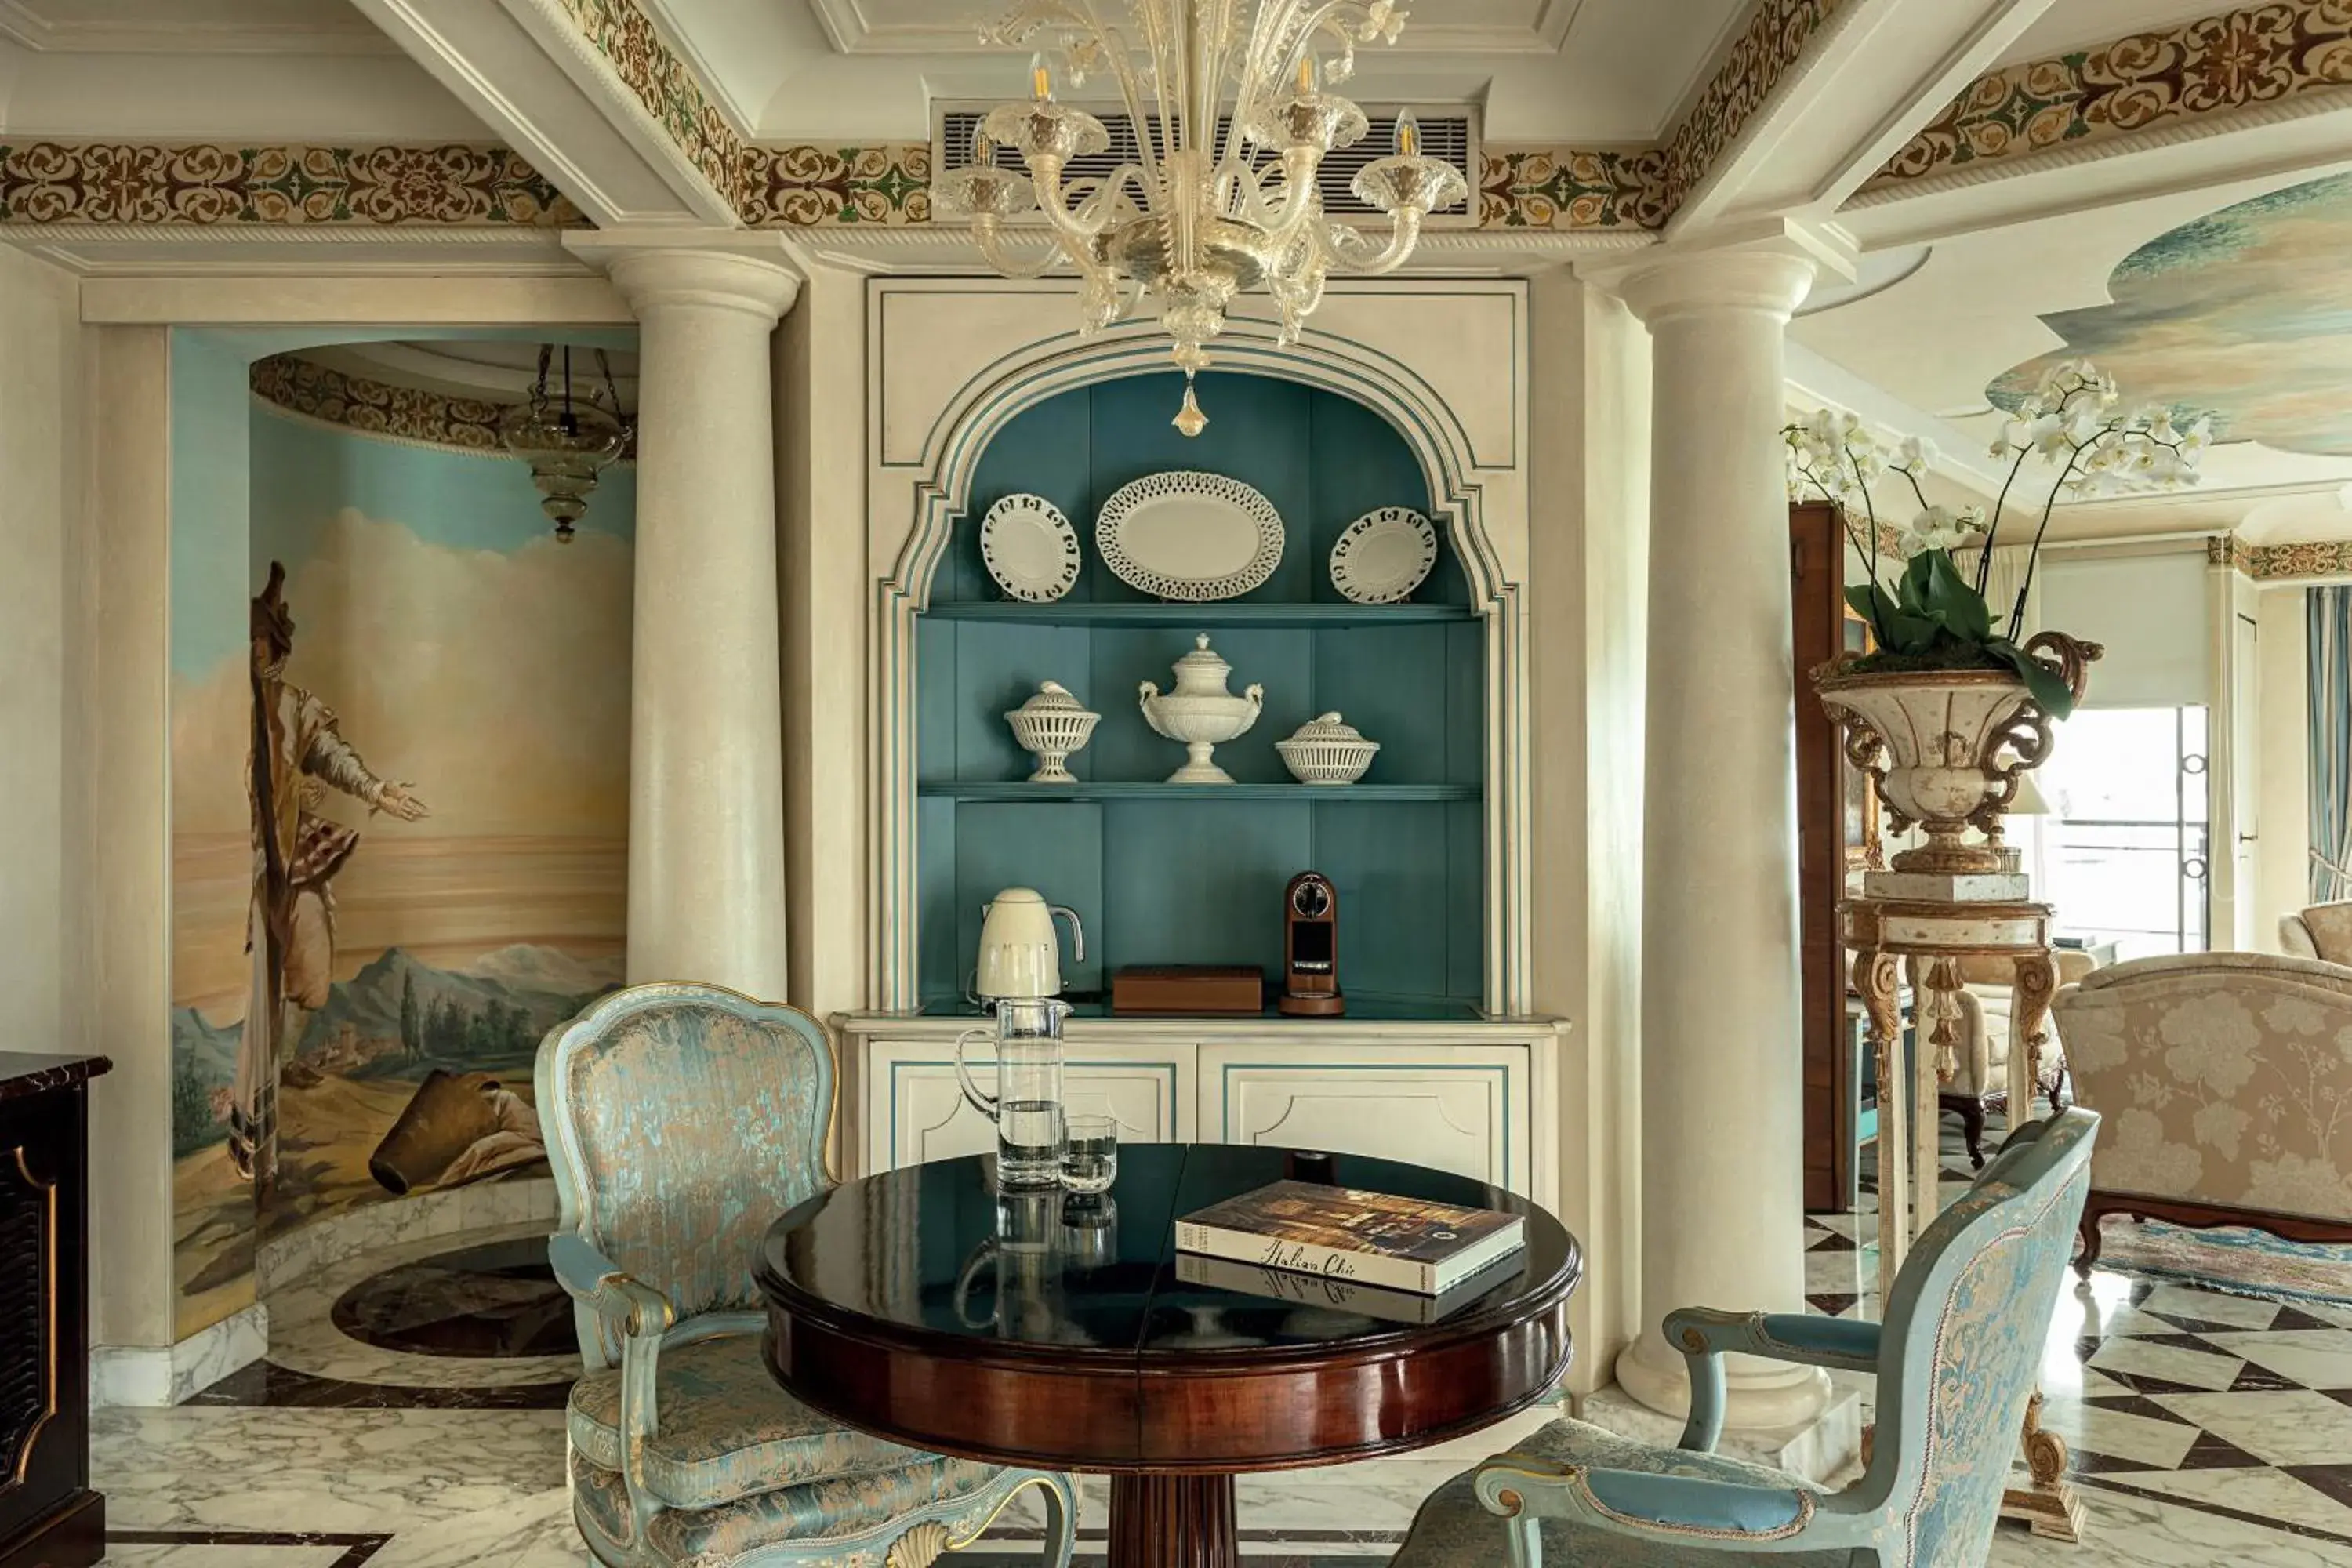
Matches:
[[980, 492, 1082, 603], [1330, 506, 1438, 604], [1096, 471, 1284, 602]]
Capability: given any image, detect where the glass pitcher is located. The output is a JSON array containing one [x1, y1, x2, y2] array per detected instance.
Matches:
[[955, 996, 1069, 1189]]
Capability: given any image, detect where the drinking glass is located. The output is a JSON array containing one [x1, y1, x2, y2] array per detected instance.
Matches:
[[1062, 1113, 1118, 1193]]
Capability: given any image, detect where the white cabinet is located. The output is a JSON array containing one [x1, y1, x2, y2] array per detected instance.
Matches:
[[860, 1037, 1196, 1174], [1200, 1044, 1532, 1191], [844, 1016, 1561, 1203]]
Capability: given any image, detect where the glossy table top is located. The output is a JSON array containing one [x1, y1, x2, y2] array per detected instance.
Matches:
[[757, 1144, 1581, 1367]]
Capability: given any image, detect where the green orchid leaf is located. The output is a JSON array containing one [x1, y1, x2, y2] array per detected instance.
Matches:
[[1887, 610, 1939, 654], [1922, 554, 1993, 641], [1989, 641, 2077, 718]]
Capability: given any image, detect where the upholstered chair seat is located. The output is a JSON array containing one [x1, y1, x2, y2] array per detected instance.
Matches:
[[538, 982, 1078, 1568], [1392, 1109, 2101, 1568]]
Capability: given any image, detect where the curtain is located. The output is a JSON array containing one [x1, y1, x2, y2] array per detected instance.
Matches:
[[1959, 544, 2040, 642], [2308, 586, 2352, 903]]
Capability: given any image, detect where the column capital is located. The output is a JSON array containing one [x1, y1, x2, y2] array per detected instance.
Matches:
[[566, 232, 804, 322], [1584, 219, 1855, 328]]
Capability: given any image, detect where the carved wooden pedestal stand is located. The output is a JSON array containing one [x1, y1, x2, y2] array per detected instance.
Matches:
[[1843, 894, 2085, 1544]]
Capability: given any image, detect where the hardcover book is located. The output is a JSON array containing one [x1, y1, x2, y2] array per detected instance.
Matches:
[[1174, 1179, 1525, 1295], [1175, 1248, 1527, 1325]]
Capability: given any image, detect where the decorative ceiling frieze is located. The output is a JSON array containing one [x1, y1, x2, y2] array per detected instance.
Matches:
[[737, 145, 933, 227], [0, 143, 578, 226], [252, 354, 507, 452], [2245, 537, 2352, 579], [1870, 0, 2352, 191], [1479, 147, 1668, 230], [1657, 0, 1848, 215], [548, 0, 745, 209]]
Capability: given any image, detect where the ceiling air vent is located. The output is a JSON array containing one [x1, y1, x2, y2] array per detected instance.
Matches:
[[932, 105, 1479, 229]]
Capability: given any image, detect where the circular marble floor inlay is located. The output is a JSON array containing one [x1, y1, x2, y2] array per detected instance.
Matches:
[[330, 1236, 579, 1359]]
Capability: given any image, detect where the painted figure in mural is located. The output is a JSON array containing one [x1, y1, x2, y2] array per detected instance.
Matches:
[[230, 561, 431, 1188]]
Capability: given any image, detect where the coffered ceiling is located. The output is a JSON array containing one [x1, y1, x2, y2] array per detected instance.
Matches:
[[644, 0, 1753, 143]]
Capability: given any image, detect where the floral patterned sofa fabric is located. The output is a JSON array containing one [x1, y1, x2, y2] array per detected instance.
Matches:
[[2053, 953, 2352, 1225], [2281, 901, 2352, 964]]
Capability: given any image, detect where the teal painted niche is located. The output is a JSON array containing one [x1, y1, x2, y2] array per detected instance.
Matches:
[[915, 370, 1485, 1015]]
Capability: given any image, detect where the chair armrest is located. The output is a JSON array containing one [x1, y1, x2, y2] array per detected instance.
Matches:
[[550, 1232, 675, 1515], [1472, 1455, 1824, 1549], [551, 1232, 675, 1338], [1663, 1308, 1882, 1453]]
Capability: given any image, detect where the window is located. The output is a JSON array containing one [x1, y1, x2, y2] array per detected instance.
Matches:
[[2033, 706, 2211, 960]]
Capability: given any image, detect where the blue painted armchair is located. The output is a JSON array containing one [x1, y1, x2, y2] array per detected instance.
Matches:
[[538, 982, 1079, 1568], [1392, 1108, 2100, 1568]]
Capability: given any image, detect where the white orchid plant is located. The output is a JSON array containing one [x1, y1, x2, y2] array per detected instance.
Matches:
[[1784, 359, 2208, 718]]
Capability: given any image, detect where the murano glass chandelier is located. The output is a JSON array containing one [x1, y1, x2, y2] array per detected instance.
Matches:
[[499, 343, 630, 542], [934, 0, 1465, 435]]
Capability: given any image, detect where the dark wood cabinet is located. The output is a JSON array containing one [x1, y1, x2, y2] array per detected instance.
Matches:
[[1792, 504, 1862, 1214], [0, 1054, 109, 1568]]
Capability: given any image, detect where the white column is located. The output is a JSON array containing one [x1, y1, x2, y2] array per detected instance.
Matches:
[[1611, 247, 1831, 1431], [603, 248, 801, 1000]]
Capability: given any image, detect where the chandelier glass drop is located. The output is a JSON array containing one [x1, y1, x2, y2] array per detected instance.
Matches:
[[933, 0, 1464, 436], [500, 343, 630, 542]]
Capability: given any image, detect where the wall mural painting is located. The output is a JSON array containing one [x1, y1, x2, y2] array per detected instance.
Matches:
[[172, 401, 632, 1339], [1989, 172, 2352, 457]]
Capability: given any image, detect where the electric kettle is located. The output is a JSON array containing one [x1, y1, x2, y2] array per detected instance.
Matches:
[[975, 887, 1083, 1000]]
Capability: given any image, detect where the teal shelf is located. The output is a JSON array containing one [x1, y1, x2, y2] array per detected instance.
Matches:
[[921, 601, 1475, 628], [919, 781, 1479, 803]]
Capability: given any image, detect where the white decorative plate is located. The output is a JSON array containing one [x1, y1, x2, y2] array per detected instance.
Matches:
[[1330, 506, 1439, 604], [1096, 471, 1284, 602], [980, 493, 1082, 603]]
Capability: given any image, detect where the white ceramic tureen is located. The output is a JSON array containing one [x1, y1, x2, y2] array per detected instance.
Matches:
[[1138, 634, 1264, 784], [1003, 681, 1101, 783], [1276, 713, 1381, 785]]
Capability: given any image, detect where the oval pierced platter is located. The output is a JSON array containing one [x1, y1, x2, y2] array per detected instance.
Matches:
[[980, 492, 1082, 603], [1096, 471, 1284, 602], [1330, 506, 1438, 604]]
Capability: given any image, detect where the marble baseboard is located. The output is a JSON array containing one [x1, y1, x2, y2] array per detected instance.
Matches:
[[96, 1301, 270, 1408], [256, 1177, 560, 1298], [1578, 1382, 1864, 1486]]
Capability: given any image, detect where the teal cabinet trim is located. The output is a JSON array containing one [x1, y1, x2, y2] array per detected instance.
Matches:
[[1215, 1060, 1515, 1187], [923, 602, 1476, 627], [886, 1058, 1182, 1168], [919, 782, 1479, 803]]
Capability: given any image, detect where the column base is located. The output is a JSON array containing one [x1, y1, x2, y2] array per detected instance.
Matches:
[[1577, 1383, 1863, 1486]]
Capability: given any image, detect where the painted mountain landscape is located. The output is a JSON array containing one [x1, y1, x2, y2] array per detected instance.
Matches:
[[172, 942, 620, 1330]]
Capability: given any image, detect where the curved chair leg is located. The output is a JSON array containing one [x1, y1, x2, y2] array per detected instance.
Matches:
[[1036, 1472, 1079, 1568], [2074, 1209, 2106, 1278]]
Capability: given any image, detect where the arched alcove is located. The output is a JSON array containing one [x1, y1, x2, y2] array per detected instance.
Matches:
[[902, 368, 1488, 1015]]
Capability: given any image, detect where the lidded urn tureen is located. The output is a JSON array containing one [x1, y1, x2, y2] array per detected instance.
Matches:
[[1138, 633, 1264, 784]]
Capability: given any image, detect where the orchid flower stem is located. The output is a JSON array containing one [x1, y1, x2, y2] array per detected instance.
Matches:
[[2008, 440, 2086, 637], [1980, 448, 2027, 608]]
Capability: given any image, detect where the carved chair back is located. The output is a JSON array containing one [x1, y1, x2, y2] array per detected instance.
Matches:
[[1860, 1108, 2096, 1562], [535, 982, 834, 1368]]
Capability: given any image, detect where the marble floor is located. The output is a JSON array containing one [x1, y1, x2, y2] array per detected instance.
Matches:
[[95, 1141, 2352, 1567]]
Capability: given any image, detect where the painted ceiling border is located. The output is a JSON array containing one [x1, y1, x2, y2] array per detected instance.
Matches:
[[0, 143, 579, 226], [1867, 0, 2352, 192], [249, 351, 639, 462]]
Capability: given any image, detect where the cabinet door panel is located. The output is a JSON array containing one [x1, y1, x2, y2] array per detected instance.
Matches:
[[1200, 1047, 1530, 1192], [866, 1046, 1192, 1172]]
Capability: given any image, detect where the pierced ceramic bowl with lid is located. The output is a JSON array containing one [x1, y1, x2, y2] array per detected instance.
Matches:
[[1004, 681, 1102, 783], [1276, 712, 1381, 786]]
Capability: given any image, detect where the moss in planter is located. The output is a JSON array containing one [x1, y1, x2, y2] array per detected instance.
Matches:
[[1842, 644, 2013, 677]]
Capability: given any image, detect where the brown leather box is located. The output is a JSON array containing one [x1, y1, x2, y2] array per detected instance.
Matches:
[[1112, 965, 1265, 1015]]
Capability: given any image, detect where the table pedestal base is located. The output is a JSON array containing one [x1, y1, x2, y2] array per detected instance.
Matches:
[[1109, 1474, 1238, 1568]]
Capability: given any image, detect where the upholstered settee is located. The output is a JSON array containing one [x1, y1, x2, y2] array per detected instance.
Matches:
[[2050, 952, 2352, 1269], [2280, 900, 2352, 964]]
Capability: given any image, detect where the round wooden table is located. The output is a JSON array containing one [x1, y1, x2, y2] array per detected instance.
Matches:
[[757, 1144, 1581, 1568]]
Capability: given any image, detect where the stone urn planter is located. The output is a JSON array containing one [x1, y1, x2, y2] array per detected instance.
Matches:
[[1813, 631, 2100, 875]]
